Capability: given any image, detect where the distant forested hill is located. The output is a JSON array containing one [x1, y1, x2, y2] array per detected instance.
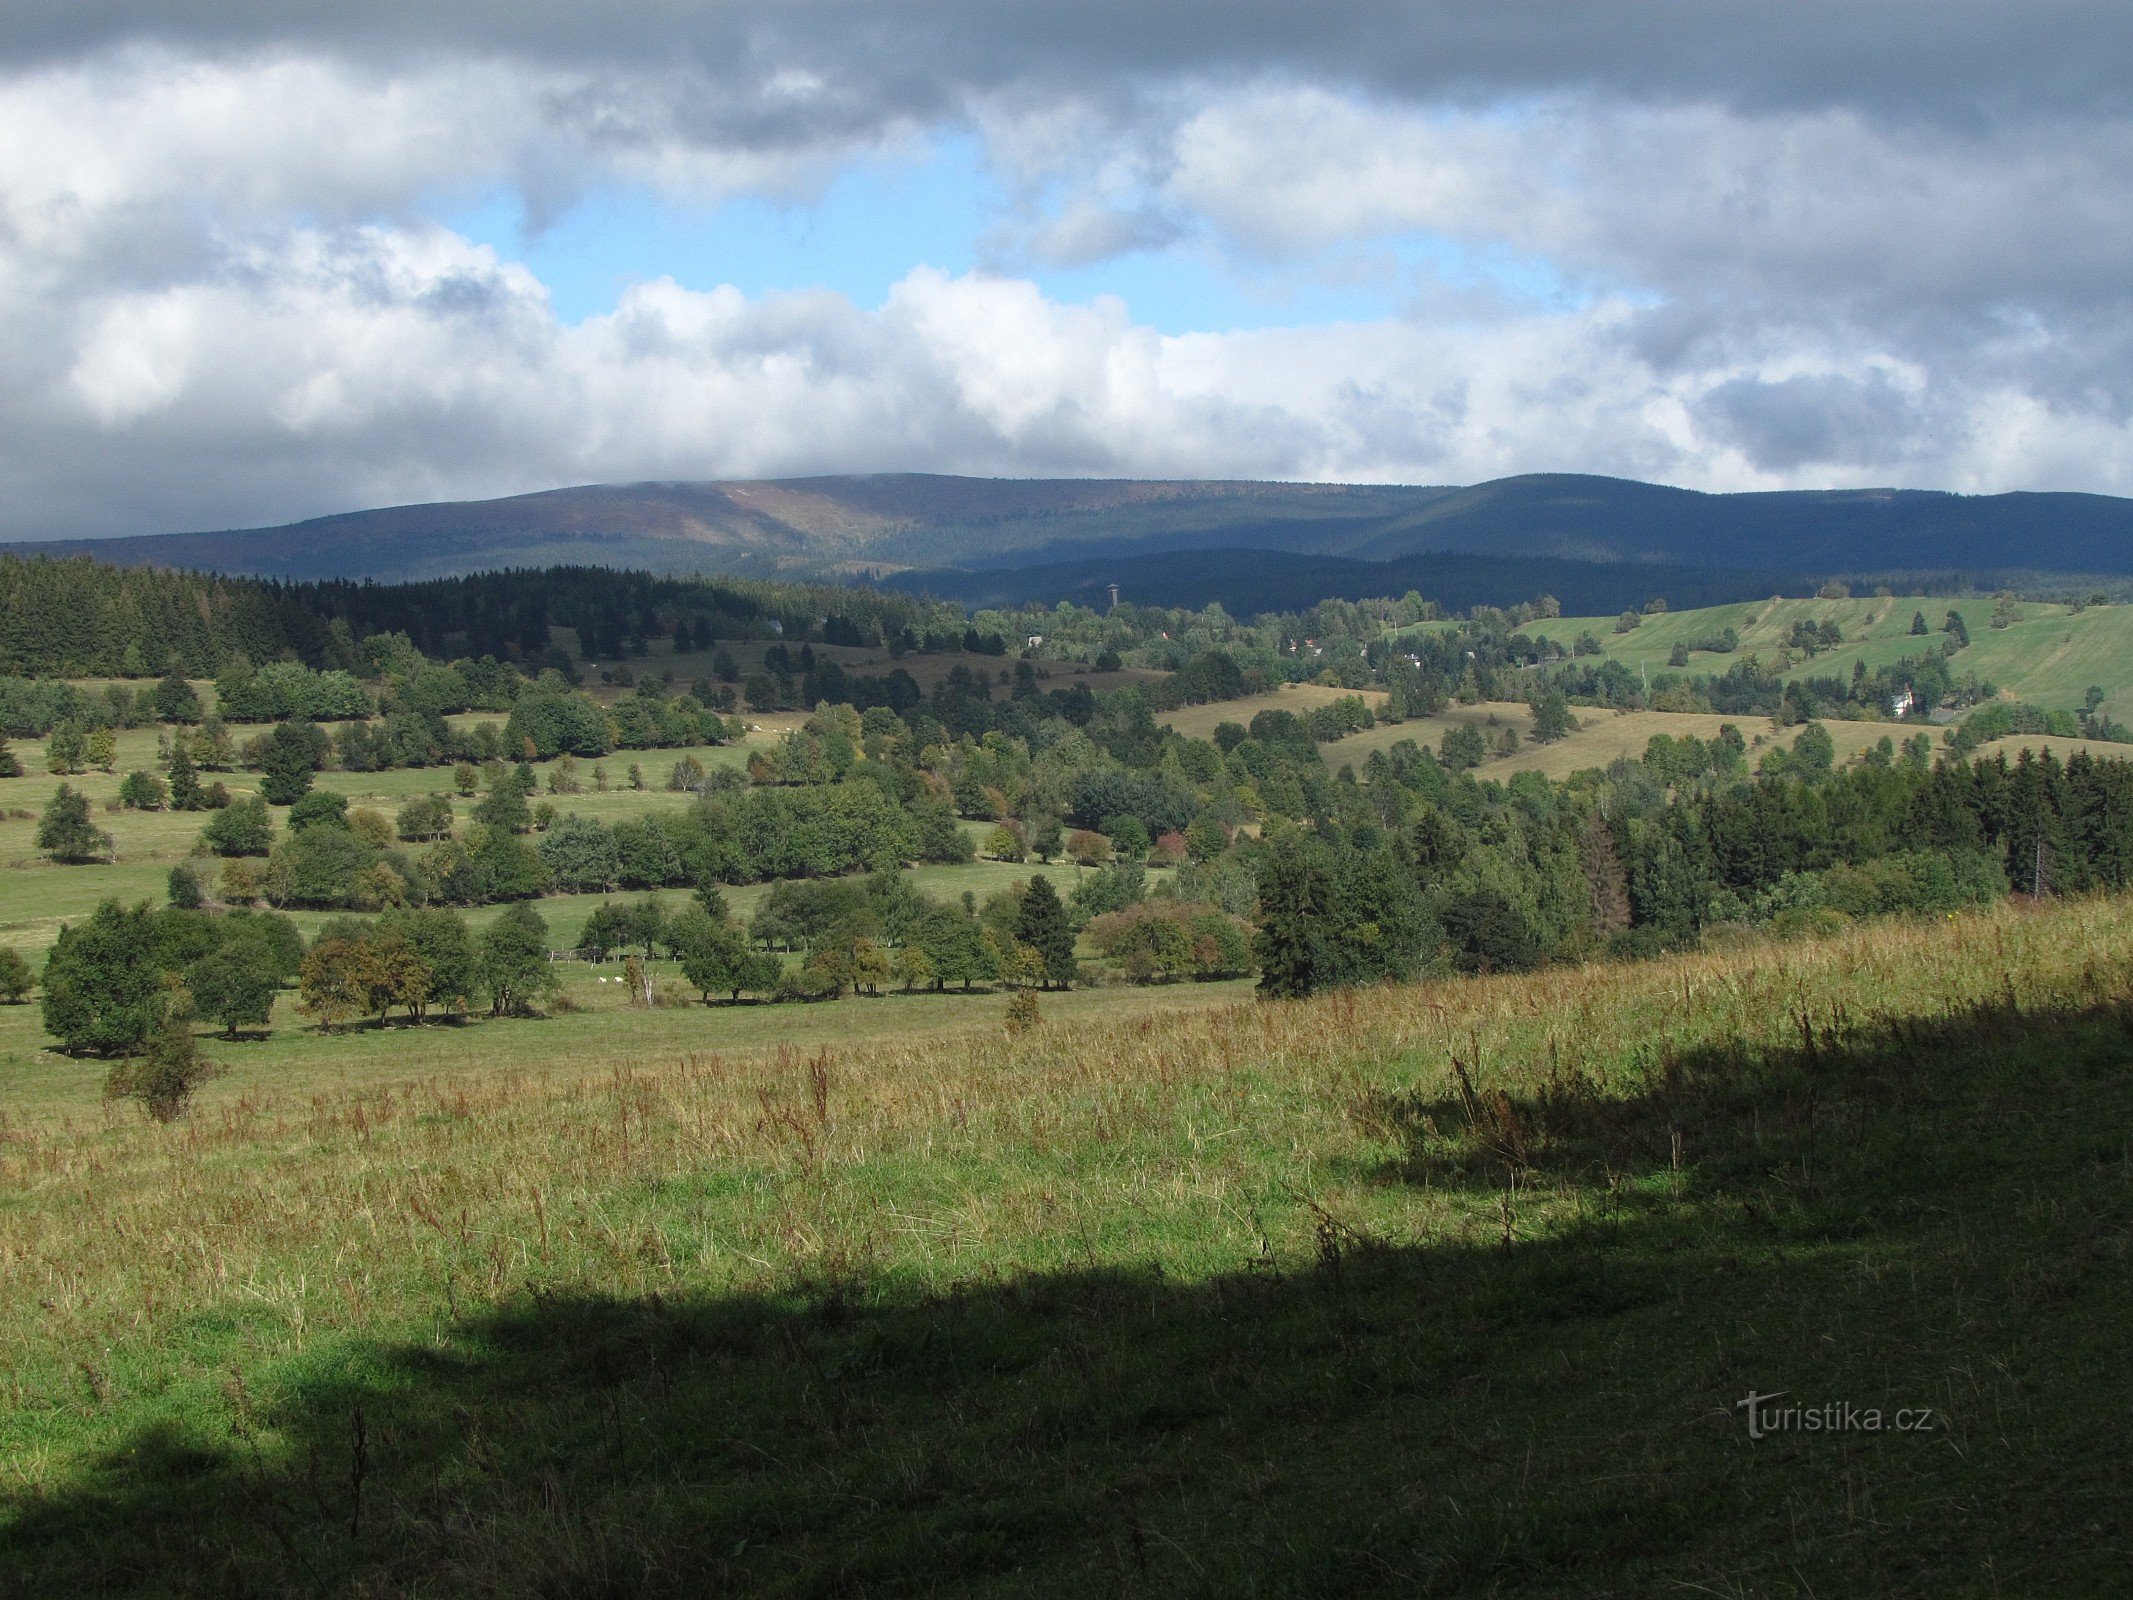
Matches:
[[886, 547, 1807, 618], [8, 472, 2133, 587]]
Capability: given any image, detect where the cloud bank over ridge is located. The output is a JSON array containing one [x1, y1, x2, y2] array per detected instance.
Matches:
[[3, 5, 2131, 537]]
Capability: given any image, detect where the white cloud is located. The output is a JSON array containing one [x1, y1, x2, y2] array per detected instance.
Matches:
[[4, 16, 2133, 537]]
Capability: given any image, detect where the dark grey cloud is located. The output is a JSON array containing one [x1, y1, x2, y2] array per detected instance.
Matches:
[[2, 2, 2126, 127], [0, 3, 2130, 535], [1699, 371, 1925, 472]]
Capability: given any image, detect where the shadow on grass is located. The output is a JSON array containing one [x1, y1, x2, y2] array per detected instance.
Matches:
[[7, 997, 2132, 1598]]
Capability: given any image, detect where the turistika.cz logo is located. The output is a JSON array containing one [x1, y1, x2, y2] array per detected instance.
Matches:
[[1735, 1391, 1939, 1440]]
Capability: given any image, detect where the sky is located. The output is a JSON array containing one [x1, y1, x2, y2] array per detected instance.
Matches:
[[3, 3, 2132, 539]]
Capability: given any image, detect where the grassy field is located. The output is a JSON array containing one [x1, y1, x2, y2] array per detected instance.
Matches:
[[3, 893, 2130, 1593], [1156, 682, 1388, 742], [1312, 701, 1898, 779], [1523, 595, 2133, 717]]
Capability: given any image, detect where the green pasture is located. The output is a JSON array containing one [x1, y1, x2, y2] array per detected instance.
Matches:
[[1523, 594, 2133, 714]]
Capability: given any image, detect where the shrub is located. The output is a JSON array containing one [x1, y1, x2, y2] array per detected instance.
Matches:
[[1003, 988, 1040, 1035], [118, 770, 167, 810], [0, 947, 32, 1003], [167, 862, 206, 909], [103, 993, 220, 1122], [1065, 829, 1112, 867]]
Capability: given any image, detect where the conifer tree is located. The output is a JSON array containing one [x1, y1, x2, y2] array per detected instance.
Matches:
[[1254, 842, 1334, 998], [166, 739, 204, 810], [1015, 875, 1076, 988]]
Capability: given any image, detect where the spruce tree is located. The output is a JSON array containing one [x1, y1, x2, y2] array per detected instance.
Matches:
[[166, 738, 204, 809], [1253, 843, 1334, 999], [1015, 875, 1076, 988], [151, 672, 203, 723], [258, 720, 318, 805]]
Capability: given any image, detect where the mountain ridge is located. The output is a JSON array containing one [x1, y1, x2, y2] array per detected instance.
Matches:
[[7, 472, 2131, 586]]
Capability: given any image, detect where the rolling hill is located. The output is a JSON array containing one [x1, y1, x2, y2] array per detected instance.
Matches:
[[1525, 593, 2133, 718], [8, 473, 2133, 592]]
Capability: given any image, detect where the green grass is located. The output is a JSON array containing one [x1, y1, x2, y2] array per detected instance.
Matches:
[[2, 896, 2131, 1593], [1524, 595, 2133, 716]]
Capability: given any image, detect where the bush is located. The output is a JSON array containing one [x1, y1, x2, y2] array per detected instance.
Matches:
[[118, 770, 167, 810], [1003, 987, 1040, 1035], [103, 994, 220, 1122], [0, 946, 32, 1003]]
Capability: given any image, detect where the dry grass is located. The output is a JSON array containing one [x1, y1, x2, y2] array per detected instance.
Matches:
[[7, 892, 2127, 1421], [6, 891, 2133, 1591]]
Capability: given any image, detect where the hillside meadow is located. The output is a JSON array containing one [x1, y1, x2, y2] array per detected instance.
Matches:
[[2, 892, 2129, 1593], [1525, 594, 2133, 717]]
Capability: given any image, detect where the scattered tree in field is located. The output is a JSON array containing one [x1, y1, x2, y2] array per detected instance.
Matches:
[[673, 908, 777, 1002], [1440, 723, 1488, 771], [893, 943, 934, 993], [0, 947, 32, 1004], [984, 822, 1027, 861], [186, 940, 280, 1037], [287, 790, 349, 832], [167, 862, 206, 909], [41, 900, 163, 1053], [479, 902, 560, 1016], [1254, 846, 1335, 999], [1107, 815, 1155, 862], [45, 722, 85, 774], [0, 737, 21, 778], [395, 794, 455, 841], [627, 895, 668, 960], [257, 720, 320, 805], [1065, 829, 1112, 867], [1029, 815, 1063, 862], [473, 769, 533, 832], [297, 936, 376, 1032], [37, 784, 113, 862], [200, 796, 273, 856], [453, 762, 480, 796], [850, 936, 892, 996], [1529, 690, 1576, 744], [85, 726, 116, 772]]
